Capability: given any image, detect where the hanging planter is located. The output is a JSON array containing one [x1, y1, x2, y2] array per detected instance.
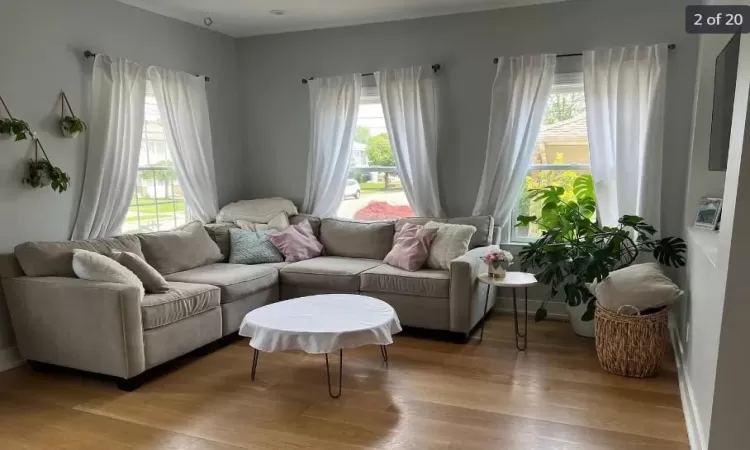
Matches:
[[23, 138, 70, 193], [59, 91, 86, 138], [0, 96, 31, 141]]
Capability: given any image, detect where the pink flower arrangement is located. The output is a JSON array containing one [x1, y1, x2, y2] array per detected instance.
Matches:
[[482, 249, 513, 269]]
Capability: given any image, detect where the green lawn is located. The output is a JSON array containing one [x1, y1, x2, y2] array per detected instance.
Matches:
[[126, 200, 185, 222], [360, 181, 403, 193]]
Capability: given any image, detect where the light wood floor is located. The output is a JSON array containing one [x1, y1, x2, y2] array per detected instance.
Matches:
[[0, 315, 687, 449]]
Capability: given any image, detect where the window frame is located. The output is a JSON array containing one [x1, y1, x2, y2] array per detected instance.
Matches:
[[509, 72, 591, 243], [125, 81, 188, 234]]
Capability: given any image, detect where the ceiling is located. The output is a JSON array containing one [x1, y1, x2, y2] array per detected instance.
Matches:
[[115, 0, 567, 38]]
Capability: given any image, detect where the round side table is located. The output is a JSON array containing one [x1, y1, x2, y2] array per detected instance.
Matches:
[[478, 272, 538, 350]]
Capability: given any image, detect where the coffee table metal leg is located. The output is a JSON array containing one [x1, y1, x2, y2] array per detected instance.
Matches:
[[251, 348, 260, 381], [512, 288, 529, 351], [479, 284, 490, 343], [325, 349, 343, 399], [380, 345, 388, 364]]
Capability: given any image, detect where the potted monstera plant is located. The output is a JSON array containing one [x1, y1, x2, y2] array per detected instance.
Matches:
[[516, 175, 686, 337]]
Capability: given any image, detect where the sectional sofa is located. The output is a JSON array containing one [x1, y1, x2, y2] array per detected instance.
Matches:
[[1, 214, 495, 389]]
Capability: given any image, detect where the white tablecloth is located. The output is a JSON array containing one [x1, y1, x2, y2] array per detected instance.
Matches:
[[239, 294, 402, 354]]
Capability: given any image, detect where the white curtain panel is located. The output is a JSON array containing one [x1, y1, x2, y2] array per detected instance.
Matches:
[[376, 66, 444, 217], [302, 74, 362, 217], [583, 44, 667, 230], [71, 56, 146, 240], [472, 54, 556, 240], [148, 66, 220, 223]]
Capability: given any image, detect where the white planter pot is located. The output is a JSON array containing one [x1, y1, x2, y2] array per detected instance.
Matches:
[[566, 302, 595, 337], [60, 122, 80, 138]]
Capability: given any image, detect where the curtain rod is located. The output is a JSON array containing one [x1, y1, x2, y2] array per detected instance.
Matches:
[[302, 64, 442, 84], [83, 50, 210, 82], [492, 44, 676, 64]]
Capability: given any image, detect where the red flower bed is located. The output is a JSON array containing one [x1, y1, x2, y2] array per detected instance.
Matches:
[[353, 201, 414, 220]]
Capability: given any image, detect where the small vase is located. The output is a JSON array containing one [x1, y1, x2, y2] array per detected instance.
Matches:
[[488, 264, 506, 279]]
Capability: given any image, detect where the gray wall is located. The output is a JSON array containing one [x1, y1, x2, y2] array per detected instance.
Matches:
[[675, 33, 732, 449], [0, 0, 242, 358], [237, 0, 699, 241]]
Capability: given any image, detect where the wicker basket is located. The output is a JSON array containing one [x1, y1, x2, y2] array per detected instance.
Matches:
[[595, 303, 669, 378]]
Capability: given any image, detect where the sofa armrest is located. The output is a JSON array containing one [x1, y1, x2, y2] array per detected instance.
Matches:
[[2, 276, 145, 378], [449, 246, 496, 334]]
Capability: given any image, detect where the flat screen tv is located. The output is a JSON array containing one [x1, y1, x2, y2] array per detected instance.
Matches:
[[709, 32, 741, 171]]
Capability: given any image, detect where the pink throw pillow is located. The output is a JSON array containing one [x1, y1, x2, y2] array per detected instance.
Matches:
[[268, 220, 323, 262], [384, 223, 438, 271]]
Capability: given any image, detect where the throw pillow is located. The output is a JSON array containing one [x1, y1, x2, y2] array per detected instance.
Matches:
[[72, 249, 144, 296], [235, 212, 290, 232], [111, 250, 170, 294], [424, 221, 477, 270], [228, 229, 285, 264], [588, 263, 684, 312], [137, 221, 223, 275], [268, 220, 323, 263], [384, 223, 438, 271]]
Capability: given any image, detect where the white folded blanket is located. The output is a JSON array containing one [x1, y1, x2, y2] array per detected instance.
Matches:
[[217, 197, 299, 223]]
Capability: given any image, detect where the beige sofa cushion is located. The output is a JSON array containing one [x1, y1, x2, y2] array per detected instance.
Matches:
[[165, 263, 278, 304], [424, 222, 476, 270], [138, 221, 223, 275], [141, 282, 220, 330], [361, 264, 450, 298], [204, 222, 239, 262], [14, 235, 143, 277], [289, 214, 322, 237], [280, 257, 381, 292], [396, 216, 494, 249], [319, 218, 394, 260], [112, 250, 170, 294]]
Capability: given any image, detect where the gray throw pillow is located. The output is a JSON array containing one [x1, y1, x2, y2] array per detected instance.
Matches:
[[229, 229, 284, 265], [112, 250, 170, 294], [137, 221, 223, 275]]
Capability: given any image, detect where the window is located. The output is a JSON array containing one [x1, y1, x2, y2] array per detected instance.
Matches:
[[122, 82, 187, 233], [336, 86, 413, 220], [512, 73, 592, 241]]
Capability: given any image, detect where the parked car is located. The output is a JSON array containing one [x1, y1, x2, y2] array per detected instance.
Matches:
[[344, 179, 361, 199]]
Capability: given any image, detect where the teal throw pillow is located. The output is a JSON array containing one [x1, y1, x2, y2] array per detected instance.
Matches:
[[228, 229, 284, 264]]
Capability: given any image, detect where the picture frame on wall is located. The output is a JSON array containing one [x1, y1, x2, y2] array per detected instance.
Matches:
[[694, 197, 723, 230]]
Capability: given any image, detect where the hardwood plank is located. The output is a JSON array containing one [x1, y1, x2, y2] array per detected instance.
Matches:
[[0, 316, 688, 449]]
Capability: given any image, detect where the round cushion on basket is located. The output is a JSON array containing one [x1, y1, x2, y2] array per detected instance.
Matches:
[[588, 263, 683, 312]]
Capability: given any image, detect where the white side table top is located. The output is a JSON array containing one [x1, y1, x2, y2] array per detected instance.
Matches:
[[478, 272, 538, 287], [239, 294, 402, 354]]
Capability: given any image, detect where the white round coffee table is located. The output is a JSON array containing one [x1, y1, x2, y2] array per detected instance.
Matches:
[[239, 294, 402, 398]]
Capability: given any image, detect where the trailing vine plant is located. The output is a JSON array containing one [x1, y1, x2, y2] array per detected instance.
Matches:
[[24, 139, 70, 193], [59, 91, 86, 138], [0, 94, 71, 193], [0, 96, 31, 141]]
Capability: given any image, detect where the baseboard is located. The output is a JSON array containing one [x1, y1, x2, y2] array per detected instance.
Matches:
[[492, 296, 568, 319], [0, 346, 23, 372], [670, 326, 705, 450]]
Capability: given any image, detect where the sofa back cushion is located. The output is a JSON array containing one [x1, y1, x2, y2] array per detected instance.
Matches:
[[320, 218, 395, 260], [204, 222, 239, 262], [137, 221, 223, 275], [289, 214, 322, 237], [396, 216, 494, 248], [14, 235, 143, 277]]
